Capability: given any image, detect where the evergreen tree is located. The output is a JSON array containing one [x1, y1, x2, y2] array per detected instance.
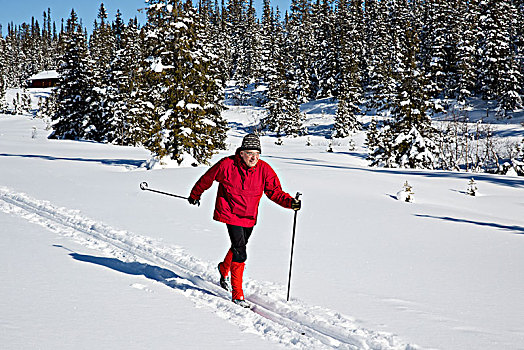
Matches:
[[138, 0, 227, 164], [332, 0, 363, 137], [242, 0, 262, 84], [41, 8, 58, 71], [365, 0, 389, 109], [50, 9, 91, 140], [215, 0, 232, 85], [0, 31, 8, 113], [420, 0, 458, 98], [85, 3, 116, 141], [369, 0, 437, 169], [333, 96, 361, 137], [105, 18, 143, 145], [478, 0, 522, 116], [259, 0, 275, 91], [112, 9, 125, 48], [287, 0, 315, 102], [227, 0, 247, 79], [494, 0, 523, 118], [264, 9, 305, 137], [496, 53, 523, 118], [455, 0, 480, 104], [516, 0, 524, 96], [310, 0, 337, 99]]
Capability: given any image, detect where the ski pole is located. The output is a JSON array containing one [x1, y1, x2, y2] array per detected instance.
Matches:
[[139, 182, 197, 204], [286, 192, 302, 302]]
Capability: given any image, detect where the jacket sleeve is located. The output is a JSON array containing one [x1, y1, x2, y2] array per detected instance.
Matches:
[[263, 164, 294, 209], [189, 158, 224, 200]]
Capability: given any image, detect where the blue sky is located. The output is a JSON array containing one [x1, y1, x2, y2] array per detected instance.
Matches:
[[0, 0, 291, 35]]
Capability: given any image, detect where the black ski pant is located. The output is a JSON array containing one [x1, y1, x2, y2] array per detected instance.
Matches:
[[227, 224, 254, 263]]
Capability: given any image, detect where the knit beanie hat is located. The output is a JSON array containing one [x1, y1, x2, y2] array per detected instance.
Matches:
[[240, 133, 261, 153]]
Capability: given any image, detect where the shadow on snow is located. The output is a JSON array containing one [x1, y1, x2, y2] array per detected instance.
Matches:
[[69, 252, 216, 296], [0, 153, 145, 168], [415, 214, 524, 235]]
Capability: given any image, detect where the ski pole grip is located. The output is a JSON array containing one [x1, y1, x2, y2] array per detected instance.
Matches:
[[295, 192, 302, 200]]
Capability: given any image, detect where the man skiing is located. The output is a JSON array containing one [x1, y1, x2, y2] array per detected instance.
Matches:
[[188, 133, 301, 308]]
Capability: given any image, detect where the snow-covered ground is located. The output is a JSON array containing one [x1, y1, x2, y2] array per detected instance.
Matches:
[[1, 90, 524, 349]]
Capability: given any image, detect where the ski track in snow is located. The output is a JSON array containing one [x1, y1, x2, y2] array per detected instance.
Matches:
[[0, 186, 417, 350]]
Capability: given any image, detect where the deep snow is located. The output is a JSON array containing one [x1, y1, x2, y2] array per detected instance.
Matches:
[[1, 90, 524, 349]]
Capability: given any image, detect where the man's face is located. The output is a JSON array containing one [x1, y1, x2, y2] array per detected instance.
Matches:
[[240, 150, 260, 168]]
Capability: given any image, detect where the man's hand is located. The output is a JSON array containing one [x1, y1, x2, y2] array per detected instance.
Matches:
[[188, 197, 200, 206], [291, 199, 301, 211]]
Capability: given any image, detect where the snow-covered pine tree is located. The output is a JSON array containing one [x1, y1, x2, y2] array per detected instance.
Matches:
[[105, 17, 143, 145], [243, 0, 262, 84], [369, 0, 437, 169], [370, 0, 402, 114], [0, 83, 6, 114], [12, 93, 20, 114], [18, 20, 40, 82], [309, 0, 336, 99], [511, 138, 524, 176], [496, 53, 523, 119], [139, 0, 227, 165], [112, 9, 125, 49], [327, 139, 333, 152], [478, 0, 522, 116], [466, 178, 477, 196], [287, 0, 315, 102], [41, 8, 58, 71], [227, 0, 247, 79], [3, 24, 21, 88], [420, 0, 458, 99], [0, 32, 8, 113], [364, 0, 392, 111], [494, 0, 523, 119], [264, 74, 306, 137], [516, 0, 524, 97], [332, 0, 363, 138], [21, 87, 31, 113], [207, 0, 230, 87], [263, 9, 305, 138], [84, 3, 116, 141], [36, 92, 57, 130], [397, 180, 414, 202], [228, 0, 261, 104], [259, 0, 274, 88], [193, 0, 229, 159], [333, 85, 362, 138], [49, 9, 91, 140], [348, 135, 355, 151], [455, 0, 480, 105], [365, 117, 379, 151]]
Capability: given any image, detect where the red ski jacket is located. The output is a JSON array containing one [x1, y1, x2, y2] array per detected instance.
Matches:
[[190, 151, 294, 227]]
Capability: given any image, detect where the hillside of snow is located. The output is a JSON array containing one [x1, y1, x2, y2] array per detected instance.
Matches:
[[1, 89, 524, 349]]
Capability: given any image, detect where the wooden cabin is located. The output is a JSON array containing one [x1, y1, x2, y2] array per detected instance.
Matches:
[[27, 70, 59, 88]]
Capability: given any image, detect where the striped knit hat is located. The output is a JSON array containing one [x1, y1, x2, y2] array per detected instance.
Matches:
[[239, 133, 261, 153]]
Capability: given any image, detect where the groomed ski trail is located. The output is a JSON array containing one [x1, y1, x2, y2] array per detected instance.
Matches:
[[0, 186, 417, 350]]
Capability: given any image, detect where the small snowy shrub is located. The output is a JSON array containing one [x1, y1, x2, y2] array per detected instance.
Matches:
[[327, 140, 333, 153], [467, 178, 477, 196], [397, 181, 415, 202], [348, 137, 356, 151]]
